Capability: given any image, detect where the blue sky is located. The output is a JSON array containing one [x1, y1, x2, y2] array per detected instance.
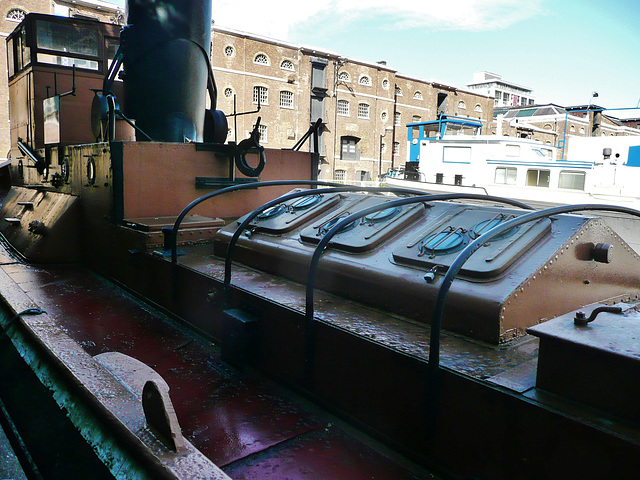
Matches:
[[113, 0, 640, 116]]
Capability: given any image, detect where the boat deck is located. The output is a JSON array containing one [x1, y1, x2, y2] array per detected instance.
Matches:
[[0, 244, 436, 479]]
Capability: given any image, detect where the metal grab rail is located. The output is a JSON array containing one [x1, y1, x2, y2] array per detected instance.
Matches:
[[303, 193, 534, 376], [430, 203, 640, 372], [223, 185, 433, 287]]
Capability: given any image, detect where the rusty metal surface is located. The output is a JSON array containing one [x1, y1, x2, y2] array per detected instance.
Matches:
[[0, 260, 428, 479], [214, 193, 640, 344]]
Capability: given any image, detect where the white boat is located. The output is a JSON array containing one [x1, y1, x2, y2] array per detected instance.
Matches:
[[384, 115, 640, 252]]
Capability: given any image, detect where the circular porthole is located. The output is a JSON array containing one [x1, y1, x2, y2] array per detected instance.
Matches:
[[290, 194, 322, 211], [470, 216, 518, 240], [257, 204, 286, 220], [319, 215, 358, 236], [419, 230, 466, 256], [86, 157, 96, 186], [364, 206, 401, 224]]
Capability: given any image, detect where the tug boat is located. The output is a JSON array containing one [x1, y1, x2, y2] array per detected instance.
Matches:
[[2, 5, 640, 479]]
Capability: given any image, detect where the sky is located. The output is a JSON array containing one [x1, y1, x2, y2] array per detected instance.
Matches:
[[114, 0, 640, 117]]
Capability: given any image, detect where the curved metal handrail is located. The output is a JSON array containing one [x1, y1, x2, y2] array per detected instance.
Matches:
[[223, 185, 433, 286], [429, 203, 640, 372]]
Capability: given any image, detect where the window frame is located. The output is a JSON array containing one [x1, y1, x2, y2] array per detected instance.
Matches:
[[279, 90, 294, 109], [358, 102, 370, 119]]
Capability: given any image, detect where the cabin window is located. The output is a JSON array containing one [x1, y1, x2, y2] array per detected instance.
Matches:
[[443, 146, 471, 164], [340, 136, 360, 161], [358, 103, 370, 119], [335, 169, 346, 182], [337, 100, 349, 116], [559, 171, 585, 190], [253, 86, 268, 105], [506, 144, 520, 157], [526, 169, 550, 187], [280, 90, 294, 109], [36, 20, 99, 57], [495, 167, 517, 185]]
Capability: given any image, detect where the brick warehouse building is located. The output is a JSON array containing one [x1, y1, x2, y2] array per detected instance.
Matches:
[[211, 26, 494, 183]]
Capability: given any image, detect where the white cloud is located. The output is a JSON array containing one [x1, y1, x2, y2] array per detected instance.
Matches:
[[212, 0, 544, 39]]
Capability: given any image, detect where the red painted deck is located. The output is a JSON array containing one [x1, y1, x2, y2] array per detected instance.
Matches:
[[0, 259, 433, 479]]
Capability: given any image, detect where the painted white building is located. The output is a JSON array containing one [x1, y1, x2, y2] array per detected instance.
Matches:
[[466, 71, 535, 108]]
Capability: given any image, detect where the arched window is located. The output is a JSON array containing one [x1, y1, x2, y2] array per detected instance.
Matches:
[[254, 53, 270, 66], [395, 86, 402, 96], [280, 60, 294, 71], [358, 103, 370, 119], [338, 71, 350, 83], [458, 101, 467, 109], [337, 99, 349, 116], [413, 91, 423, 100], [358, 75, 371, 86], [474, 104, 483, 113], [6, 8, 26, 22]]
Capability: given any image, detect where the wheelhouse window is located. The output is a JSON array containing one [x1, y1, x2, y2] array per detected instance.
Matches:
[[559, 171, 585, 190], [494, 167, 517, 185], [526, 169, 550, 187]]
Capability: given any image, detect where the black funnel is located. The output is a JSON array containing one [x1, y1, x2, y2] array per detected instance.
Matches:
[[122, 0, 212, 142]]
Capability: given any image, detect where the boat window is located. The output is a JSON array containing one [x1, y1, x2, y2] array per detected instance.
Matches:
[[443, 146, 471, 163], [526, 169, 550, 187], [506, 145, 520, 157], [494, 167, 517, 185], [36, 20, 100, 57], [559, 171, 585, 190]]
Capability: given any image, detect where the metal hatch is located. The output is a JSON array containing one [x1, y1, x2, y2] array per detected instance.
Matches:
[[299, 199, 427, 253], [392, 208, 551, 278], [240, 192, 341, 234]]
